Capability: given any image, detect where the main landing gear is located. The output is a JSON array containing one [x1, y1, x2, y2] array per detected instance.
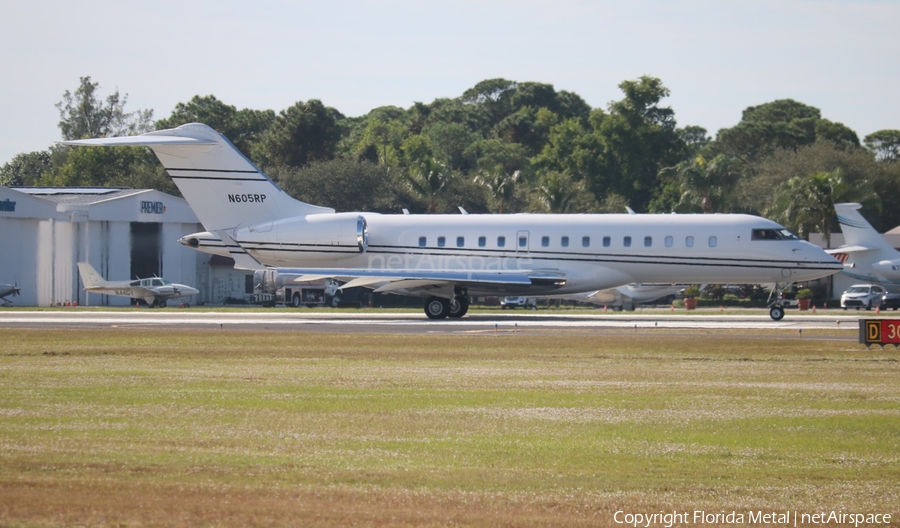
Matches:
[[424, 290, 469, 320]]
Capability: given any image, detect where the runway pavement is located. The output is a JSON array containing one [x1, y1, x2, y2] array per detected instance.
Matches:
[[0, 308, 868, 336]]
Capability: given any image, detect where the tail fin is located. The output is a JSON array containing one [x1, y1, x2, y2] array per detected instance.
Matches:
[[63, 123, 334, 232], [77, 262, 108, 290], [835, 203, 895, 253]]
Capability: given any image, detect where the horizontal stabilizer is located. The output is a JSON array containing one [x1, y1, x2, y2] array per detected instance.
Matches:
[[63, 135, 217, 147], [826, 245, 873, 254]]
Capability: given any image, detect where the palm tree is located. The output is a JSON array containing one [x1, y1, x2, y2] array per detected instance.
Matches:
[[405, 157, 452, 213], [769, 168, 877, 246], [474, 168, 521, 213], [533, 171, 592, 213], [660, 153, 740, 213]]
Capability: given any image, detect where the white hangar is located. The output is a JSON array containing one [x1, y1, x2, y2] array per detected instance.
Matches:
[[0, 186, 242, 306]]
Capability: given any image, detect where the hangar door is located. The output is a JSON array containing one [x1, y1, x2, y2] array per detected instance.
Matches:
[[130, 222, 161, 280]]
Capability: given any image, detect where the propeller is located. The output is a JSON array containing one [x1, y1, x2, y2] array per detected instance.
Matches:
[[11, 282, 20, 296]]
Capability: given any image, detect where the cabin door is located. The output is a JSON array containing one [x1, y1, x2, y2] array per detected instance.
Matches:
[[516, 230, 530, 254]]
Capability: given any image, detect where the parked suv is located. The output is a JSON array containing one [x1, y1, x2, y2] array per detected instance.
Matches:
[[881, 291, 900, 311], [841, 284, 885, 310]]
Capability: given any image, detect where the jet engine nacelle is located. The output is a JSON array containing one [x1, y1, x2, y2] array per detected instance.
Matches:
[[234, 212, 370, 264], [872, 259, 900, 279]]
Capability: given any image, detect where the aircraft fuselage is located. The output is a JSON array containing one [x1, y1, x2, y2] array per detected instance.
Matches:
[[228, 211, 839, 296]]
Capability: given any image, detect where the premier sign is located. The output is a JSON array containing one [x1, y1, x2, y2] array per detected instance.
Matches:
[[140, 201, 166, 214]]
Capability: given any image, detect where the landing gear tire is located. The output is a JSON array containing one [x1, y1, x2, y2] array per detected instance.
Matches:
[[424, 296, 450, 320], [159, 300, 167, 308], [291, 292, 302, 308], [769, 305, 785, 321], [448, 296, 469, 318]]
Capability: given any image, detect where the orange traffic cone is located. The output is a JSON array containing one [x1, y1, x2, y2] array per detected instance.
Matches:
[[812, 305, 816, 313]]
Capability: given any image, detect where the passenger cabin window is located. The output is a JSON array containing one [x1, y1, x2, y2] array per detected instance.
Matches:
[[478, 236, 486, 247], [437, 236, 446, 247], [456, 236, 465, 247], [751, 228, 799, 240], [686, 236, 694, 248], [708, 236, 717, 248], [541, 236, 549, 247], [623, 236, 632, 247], [665, 235, 673, 247], [582, 236, 590, 247], [418, 236, 426, 247], [497, 236, 506, 247], [644, 236, 652, 247], [519, 236, 527, 248], [603, 236, 610, 247], [561, 236, 569, 247]]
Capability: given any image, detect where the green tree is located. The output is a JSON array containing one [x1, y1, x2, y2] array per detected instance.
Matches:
[[268, 159, 404, 213], [864, 130, 900, 163], [0, 151, 52, 186], [466, 138, 531, 179], [354, 117, 407, 166], [715, 99, 861, 172], [677, 126, 710, 156], [532, 116, 603, 187], [596, 76, 685, 211], [739, 140, 883, 219], [422, 121, 478, 173], [529, 171, 598, 213], [56, 76, 153, 140], [661, 153, 740, 213], [257, 100, 344, 168]]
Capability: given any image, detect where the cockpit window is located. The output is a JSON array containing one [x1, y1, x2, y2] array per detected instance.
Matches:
[[151, 279, 164, 287], [751, 228, 799, 240]]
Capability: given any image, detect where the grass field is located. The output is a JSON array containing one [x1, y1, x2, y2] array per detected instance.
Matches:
[[0, 327, 897, 526]]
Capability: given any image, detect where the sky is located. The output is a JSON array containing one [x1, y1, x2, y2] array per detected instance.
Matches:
[[1, 0, 898, 165]]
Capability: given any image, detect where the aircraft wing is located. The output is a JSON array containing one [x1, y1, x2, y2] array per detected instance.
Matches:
[[274, 267, 566, 295]]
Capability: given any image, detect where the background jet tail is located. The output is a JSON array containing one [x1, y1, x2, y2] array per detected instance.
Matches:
[[63, 123, 335, 232], [76, 262, 108, 290], [835, 203, 895, 255]]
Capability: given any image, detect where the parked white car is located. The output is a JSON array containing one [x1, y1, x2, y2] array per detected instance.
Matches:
[[841, 284, 885, 310]]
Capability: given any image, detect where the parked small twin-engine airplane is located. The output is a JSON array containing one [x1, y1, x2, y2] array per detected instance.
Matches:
[[64, 123, 842, 320], [77, 262, 199, 307], [829, 203, 900, 285], [0, 282, 21, 306]]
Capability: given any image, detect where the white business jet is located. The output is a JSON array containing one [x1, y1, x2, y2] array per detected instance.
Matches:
[[829, 203, 900, 285], [64, 123, 841, 321], [77, 262, 199, 307]]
